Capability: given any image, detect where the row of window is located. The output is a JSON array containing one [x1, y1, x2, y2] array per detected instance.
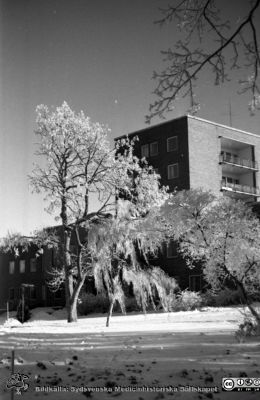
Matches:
[[172, 275, 202, 291], [150, 241, 178, 259], [221, 150, 238, 159], [153, 164, 180, 180], [8, 285, 63, 301], [141, 136, 178, 158], [9, 258, 38, 274], [222, 176, 239, 185], [9, 285, 37, 300]]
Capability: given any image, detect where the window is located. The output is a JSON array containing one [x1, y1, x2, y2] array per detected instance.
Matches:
[[167, 136, 178, 152], [30, 258, 37, 272], [141, 144, 149, 158], [189, 275, 201, 291], [9, 261, 15, 274], [167, 240, 178, 258], [222, 176, 239, 185], [9, 287, 15, 300], [221, 151, 238, 161], [167, 163, 179, 179], [42, 285, 46, 301], [19, 260, 26, 273], [225, 152, 232, 161], [150, 142, 158, 156], [141, 142, 159, 158], [30, 286, 37, 300]]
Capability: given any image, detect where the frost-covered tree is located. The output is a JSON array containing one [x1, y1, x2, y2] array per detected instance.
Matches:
[[88, 200, 178, 326], [147, 0, 260, 121], [162, 189, 260, 325], [17, 102, 168, 323]]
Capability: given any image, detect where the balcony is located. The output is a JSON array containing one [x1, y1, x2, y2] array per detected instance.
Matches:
[[219, 153, 258, 171], [221, 180, 260, 197]]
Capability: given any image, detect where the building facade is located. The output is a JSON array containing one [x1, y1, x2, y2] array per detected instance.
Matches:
[[116, 115, 260, 289], [0, 225, 92, 313], [0, 244, 65, 313], [1, 115, 259, 311]]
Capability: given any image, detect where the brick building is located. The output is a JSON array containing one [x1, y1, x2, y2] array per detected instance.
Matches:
[[1, 115, 259, 312], [116, 115, 260, 290], [0, 225, 92, 313], [0, 244, 65, 313]]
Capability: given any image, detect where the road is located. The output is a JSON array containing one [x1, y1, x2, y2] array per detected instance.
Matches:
[[1, 330, 260, 399]]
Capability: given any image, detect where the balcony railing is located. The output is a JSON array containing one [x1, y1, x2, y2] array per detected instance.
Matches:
[[221, 180, 260, 196], [219, 154, 258, 170]]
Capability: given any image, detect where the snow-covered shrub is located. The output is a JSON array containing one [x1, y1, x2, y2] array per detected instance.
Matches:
[[178, 290, 202, 311], [202, 288, 244, 307], [3, 318, 22, 328], [78, 293, 110, 315], [164, 290, 202, 311], [164, 293, 180, 311]]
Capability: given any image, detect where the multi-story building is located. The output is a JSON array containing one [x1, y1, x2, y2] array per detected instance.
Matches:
[[1, 115, 259, 311], [0, 225, 92, 313], [116, 115, 260, 290], [0, 244, 65, 313]]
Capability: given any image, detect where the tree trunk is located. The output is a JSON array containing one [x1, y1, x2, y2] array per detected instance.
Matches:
[[237, 281, 260, 325], [63, 227, 76, 323], [65, 275, 85, 322], [65, 273, 77, 322], [67, 299, 78, 323], [106, 298, 115, 327]]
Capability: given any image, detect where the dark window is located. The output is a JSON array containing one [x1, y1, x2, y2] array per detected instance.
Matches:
[[150, 142, 158, 156], [225, 152, 232, 161], [141, 144, 149, 158], [189, 275, 201, 291], [30, 258, 37, 272], [167, 136, 178, 152], [42, 285, 46, 301], [30, 286, 37, 300], [9, 288, 15, 300], [19, 260, 25, 273], [224, 176, 239, 185], [167, 240, 178, 258], [167, 163, 179, 179], [9, 261, 15, 274]]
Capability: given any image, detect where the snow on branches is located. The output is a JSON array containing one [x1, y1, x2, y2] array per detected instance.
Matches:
[[28, 102, 170, 323]]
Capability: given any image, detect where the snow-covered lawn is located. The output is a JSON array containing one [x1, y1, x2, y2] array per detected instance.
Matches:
[[0, 306, 260, 399]]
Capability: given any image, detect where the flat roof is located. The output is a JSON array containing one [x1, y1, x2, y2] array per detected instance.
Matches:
[[115, 115, 187, 140], [188, 115, 260, 139], [115, 114, 260, 140]]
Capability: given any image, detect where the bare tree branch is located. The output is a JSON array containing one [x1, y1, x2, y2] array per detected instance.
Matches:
[[147, 0, 260, 122]]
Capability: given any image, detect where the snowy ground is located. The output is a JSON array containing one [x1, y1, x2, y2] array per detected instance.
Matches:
[[0, 306, 260, 399]]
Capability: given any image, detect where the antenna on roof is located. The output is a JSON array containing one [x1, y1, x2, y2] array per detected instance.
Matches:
[[229, 98, 233, 127]]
